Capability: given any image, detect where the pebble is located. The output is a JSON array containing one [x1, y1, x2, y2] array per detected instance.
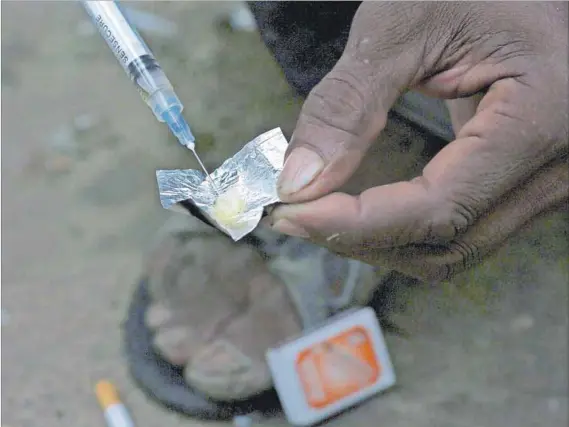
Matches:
[[233, 415, 253, 427], [228, 6, 257, 32], [49, 125, 75, 153], [73, 113, 99, 132], [510, 314, 535, 332]]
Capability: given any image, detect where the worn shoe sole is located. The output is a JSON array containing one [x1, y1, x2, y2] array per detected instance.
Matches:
[[123, 278, 282, 420], [123, 271, 415, 419]]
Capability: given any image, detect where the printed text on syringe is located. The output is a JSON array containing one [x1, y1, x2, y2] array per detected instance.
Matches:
[[95, 14, 130, 65]]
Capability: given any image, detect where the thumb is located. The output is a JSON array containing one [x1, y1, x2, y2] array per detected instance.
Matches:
[[276, 3, 425, 203]]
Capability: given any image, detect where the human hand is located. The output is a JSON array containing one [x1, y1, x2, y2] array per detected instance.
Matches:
[[266, 2, 568, 281]]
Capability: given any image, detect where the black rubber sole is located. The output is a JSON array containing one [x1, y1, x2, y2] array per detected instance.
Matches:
[[123, 278, 283, 421], [123, 273, 415, 420]]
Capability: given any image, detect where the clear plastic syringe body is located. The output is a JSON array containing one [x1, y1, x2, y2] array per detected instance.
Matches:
[[81, 0, 195, 148]]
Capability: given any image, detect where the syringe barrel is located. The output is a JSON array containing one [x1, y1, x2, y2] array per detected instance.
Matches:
[[81, 1, 148, 74], [81, 1, 183, 124]]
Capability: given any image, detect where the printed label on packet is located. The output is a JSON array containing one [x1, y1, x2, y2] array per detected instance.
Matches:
[[295, 326, 381, 409]]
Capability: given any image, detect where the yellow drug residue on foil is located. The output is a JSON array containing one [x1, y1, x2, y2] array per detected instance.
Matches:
[[211, 187, 247, 228]]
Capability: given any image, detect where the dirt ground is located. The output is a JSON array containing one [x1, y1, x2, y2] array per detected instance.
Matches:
[[1, 2, 567, 427]]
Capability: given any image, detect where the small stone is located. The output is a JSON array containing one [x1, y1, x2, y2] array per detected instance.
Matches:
[[73, 113, 99, 132], [233, 415, 253, 427], [510, 314, 535, 332], [228, 6, 257, 32], [49, 126, 75, 152]]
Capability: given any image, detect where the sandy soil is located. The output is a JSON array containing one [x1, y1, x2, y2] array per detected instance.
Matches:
[[2, 2, 567, 427]]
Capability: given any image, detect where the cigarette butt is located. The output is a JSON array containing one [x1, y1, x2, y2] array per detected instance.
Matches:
[[95, 380, 135, 427], [96, 380, 121, 409]]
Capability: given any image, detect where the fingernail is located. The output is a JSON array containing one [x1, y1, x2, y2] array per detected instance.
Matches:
[[272, 219, 310, 238], [278, 147, 324, 196]]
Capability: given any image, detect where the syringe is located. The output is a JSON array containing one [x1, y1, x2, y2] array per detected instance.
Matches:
[[81, 0, 217, 191]]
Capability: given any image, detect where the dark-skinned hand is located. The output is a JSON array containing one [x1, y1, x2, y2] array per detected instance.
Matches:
[[266, 2, 568, 281]]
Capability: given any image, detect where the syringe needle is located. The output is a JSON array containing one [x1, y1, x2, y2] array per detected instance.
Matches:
[[189, 147, 219, 194], [83, 2, 220, 196]]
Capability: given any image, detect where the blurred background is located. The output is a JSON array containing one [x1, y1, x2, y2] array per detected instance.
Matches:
[[1, 2, 567, 427]]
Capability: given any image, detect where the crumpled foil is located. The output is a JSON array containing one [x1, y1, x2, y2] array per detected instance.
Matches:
[[156, 128, 288, 241]]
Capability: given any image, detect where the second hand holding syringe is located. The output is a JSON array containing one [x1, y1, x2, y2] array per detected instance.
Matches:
[[81, 0, 217, 191]]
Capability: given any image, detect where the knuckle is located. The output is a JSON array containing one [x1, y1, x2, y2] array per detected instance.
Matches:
[[304, 64, 373, 136], [424, 200, 472, 243], [449, 240, 482, 269], [413, 239, 480, 283]]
